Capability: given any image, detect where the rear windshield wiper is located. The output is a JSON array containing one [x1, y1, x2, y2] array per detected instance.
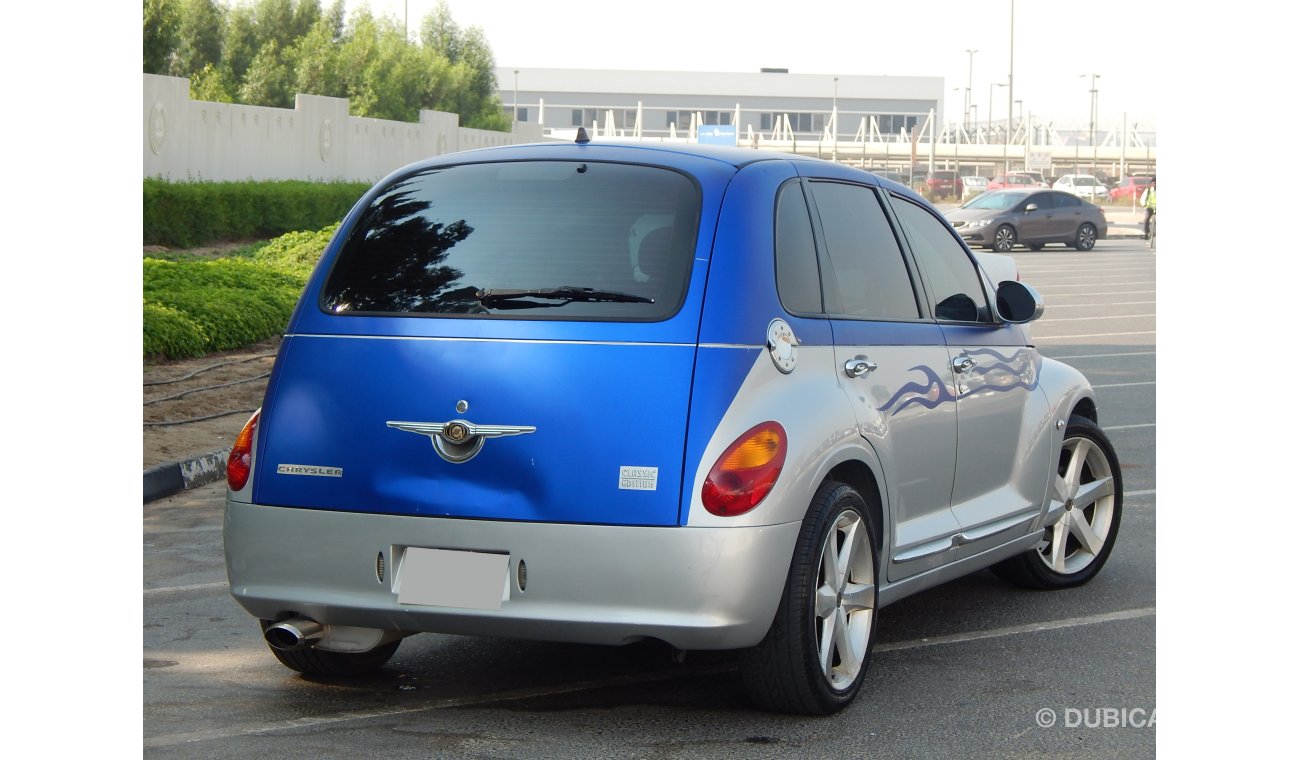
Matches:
[[476, 286, 654, 309]]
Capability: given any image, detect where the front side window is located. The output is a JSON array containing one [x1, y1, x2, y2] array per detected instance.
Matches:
[[891, 197, 992, 323], [322, 162, 700, 320], [810, 182, 919, 321]]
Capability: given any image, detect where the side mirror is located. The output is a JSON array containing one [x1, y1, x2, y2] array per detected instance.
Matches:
[[995, 281, 1044, 324], [1024, 203, 1039, 212]]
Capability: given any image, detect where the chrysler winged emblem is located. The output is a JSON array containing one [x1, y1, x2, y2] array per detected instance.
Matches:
[[386, 418, 537, 463]]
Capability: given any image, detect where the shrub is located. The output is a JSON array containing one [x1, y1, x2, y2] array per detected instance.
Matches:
[[251, 223, 339, 276], [143, 300, 210, 359], [143, 258, 307, 358], [143, 179, 368, 248]]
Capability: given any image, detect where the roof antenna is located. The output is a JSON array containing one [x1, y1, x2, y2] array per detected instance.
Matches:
[[575, 127, 590, 144]]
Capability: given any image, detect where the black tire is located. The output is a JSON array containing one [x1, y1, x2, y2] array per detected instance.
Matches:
[[1073, 223, 1098, 251], [259, 620, 401, 677], [991, 416, 1123, 590], [740, 481, 879, 715], [1028, 243, 1044, 251], [992, 224, 1017, 252]]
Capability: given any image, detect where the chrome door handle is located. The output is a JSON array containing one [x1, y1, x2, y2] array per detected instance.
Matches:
[[953, 356, 976, 373], [844, 358, 878, 378]]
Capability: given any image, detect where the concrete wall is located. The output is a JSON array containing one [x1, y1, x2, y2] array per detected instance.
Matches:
[[144, 74, 547, 183]]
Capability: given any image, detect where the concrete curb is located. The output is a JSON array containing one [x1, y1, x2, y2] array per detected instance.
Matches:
[[143, 448, 231, 503]]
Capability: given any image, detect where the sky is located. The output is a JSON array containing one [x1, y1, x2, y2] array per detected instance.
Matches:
[[349, 0, 1158, 130]]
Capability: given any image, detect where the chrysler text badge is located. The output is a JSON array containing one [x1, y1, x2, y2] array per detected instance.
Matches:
[[386, 419, 537, 463]]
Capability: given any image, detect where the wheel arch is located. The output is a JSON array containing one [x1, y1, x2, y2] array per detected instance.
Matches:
[[825, 459, 885, 554]]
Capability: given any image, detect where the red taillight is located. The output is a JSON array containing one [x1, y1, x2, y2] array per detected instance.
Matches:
[[701, 422, 787, 517], [227, 409, 260, 491]]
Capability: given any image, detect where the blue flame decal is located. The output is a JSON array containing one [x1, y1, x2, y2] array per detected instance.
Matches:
[[878, 365, 958, 416], [960, 348, 1041, 396]]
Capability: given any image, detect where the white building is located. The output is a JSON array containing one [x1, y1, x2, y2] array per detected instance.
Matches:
[[496, 67, 944, 142]]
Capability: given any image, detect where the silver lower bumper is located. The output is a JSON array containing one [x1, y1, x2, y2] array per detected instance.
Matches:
[[224, 500, 802, 650]]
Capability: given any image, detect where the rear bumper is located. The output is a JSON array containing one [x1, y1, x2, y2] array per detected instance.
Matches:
[[224, 500, 801, 650]]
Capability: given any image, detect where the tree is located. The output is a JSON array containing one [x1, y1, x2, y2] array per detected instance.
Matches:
[[293, 19, 343, 99], [222, 2, 259, 82], [239, 39, 295, 107], [143, 0, 180, 73], [419, 1, 460, 61], [191, 63, 236, 103], [170, 0, 225, 77]]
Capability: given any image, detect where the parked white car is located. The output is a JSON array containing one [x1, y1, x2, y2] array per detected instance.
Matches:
[[961, 175, 989, 199], [1053, 174, 1108, 201]]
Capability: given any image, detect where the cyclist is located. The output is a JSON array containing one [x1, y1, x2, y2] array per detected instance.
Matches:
[[1140, 176, 1157, 240]]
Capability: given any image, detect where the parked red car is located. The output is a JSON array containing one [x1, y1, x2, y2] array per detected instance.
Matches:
[[924, 170, 961, 199], [987, 172, 1042, 191], [1109, 175, 1154, 202]]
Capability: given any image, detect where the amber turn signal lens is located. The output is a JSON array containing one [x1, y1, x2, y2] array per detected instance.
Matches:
[[226, 408, 261, 491], [701, 421, 787, 517]]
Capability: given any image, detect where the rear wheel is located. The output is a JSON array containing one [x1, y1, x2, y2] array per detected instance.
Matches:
[[1073, 223, 1098, 251], [259, 620, 401, 677], [991, 416, 1122, 589], [740, 481, 879, 714], [992, 224, 1017, 252]]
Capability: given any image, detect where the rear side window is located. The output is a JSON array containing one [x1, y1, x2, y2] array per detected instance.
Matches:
[[809, 182, 919, 321], [322, 161, 700, 320], [774, 181, 822, 315]]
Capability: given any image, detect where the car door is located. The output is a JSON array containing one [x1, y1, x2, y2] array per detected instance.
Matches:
[[888, 195, 1053, 557], [1016, 191, 1058, 244], [803, 178, 963, 580], [1052, 192, 1087, 239]]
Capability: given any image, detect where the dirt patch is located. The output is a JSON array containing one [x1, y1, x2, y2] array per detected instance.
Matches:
[[143, 338, 279, 469]]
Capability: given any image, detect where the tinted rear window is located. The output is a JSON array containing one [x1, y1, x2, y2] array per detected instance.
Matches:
[[322, 161, 700, 320]]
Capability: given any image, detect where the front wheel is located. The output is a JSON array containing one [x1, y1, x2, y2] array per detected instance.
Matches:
[[992, 416, 1123, 589], [1073, 223, 1098, 251], [992, 224, 1017, 252], [740, 481, 879, 715]]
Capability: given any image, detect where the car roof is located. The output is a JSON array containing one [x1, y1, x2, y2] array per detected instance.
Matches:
[[424, 140, 791, 171]]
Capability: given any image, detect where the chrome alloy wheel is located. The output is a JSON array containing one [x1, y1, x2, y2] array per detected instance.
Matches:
[[1076, 223, 1097, 251], [814, 510, 876, 691], [993, 225, 1017, 252], [1037, 434, 1118, 574]]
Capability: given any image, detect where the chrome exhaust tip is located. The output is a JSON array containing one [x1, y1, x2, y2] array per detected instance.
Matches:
[[264, 618, 324, 652]]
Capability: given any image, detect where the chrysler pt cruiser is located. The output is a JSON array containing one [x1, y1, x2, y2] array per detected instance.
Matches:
[[224, 137, 1122, 715]]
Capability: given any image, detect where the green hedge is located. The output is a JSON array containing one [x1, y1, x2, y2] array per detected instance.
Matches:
[[250, 223, 340, 275], [143, 258, 308, 359], [143, 179, 368, 248], [143, 225, 342, 359]]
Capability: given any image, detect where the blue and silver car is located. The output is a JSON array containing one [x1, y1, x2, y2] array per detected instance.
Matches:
[[224, 138, 1123, 715]]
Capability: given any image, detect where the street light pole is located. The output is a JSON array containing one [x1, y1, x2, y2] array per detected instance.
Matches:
[[513, 69, 519, 124], [1007, 0, 1015, 138], [989, 81, 1007, 137], [1080, 73, 1100, 145], [965, 49, 978, 132], [832, 76, 839, 161]]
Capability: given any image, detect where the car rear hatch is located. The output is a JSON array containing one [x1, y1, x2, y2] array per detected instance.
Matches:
[[252, 155, 725, 527]]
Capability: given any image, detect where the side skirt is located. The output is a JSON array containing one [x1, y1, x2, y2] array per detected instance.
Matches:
[[877, 530, 1043, 608]]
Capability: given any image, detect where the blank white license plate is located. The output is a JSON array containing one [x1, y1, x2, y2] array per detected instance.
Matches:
[[396, 547, 509, 611]]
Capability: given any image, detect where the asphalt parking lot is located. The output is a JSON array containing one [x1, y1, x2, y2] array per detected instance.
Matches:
[[143, 237, 1157, 758]]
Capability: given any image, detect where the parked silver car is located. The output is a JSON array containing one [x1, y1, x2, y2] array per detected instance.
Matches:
[[945, 189, 1108, 252]]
